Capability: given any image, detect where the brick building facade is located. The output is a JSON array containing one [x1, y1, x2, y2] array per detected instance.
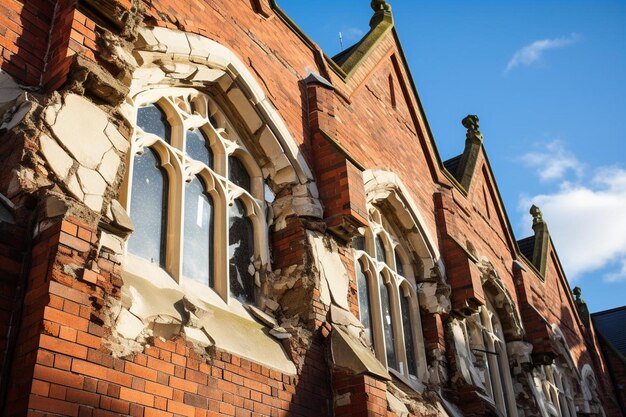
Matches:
[[0, 0, 623, 416]]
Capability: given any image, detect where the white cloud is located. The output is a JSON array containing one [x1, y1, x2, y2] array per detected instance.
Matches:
[[520, 140, 584, 181], [505, 34, 580, 73], [520, 166, 626, 282]]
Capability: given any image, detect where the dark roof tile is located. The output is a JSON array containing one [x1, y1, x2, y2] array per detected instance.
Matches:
[[592, 306, 626, 356]]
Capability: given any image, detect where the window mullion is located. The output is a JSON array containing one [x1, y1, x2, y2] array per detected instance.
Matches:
[[168, 150, 185, 283]]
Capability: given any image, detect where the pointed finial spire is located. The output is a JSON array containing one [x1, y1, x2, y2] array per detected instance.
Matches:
[[369, 0, 393, 28], [572, 286, 590, 325], [530, 204, 544, 225], [461, 114, 483, 143]]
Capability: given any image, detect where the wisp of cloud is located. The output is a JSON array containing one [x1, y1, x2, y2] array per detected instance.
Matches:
[[505, 33, 581, 74]]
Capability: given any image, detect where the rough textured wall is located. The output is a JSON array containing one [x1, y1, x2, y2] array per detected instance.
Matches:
[[0, 0, 621, 417]]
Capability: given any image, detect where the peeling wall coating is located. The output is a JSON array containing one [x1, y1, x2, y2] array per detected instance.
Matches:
[[0, 1, 622, 417]]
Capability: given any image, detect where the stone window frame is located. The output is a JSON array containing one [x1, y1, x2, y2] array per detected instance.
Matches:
[[580, 364, 607, 417], [120, 86, 269, 305], [538, 364, 577, 417], [353, 206, 428, 388], [464, 300, 519, 417]]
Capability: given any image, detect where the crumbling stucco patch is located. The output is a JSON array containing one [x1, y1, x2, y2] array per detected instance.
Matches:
[[418, 282, 451, 314], [48, 94, 113, 169], [308, 231, 350, 310], [39, 134, 74, 181], [105, 265, 297, 374]]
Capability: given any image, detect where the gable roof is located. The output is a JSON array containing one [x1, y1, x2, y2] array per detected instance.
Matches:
[[442, 155, 462, 180], [592, 306, 626, 357], [517, 236, 535, 262]]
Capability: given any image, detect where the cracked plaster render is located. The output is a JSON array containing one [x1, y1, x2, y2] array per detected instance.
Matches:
[[48, 94, 115, 170], [308, 231, 350, 311], [117, 261, 297, 375]]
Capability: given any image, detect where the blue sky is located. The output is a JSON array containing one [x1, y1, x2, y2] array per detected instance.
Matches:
[[280, 1, 626, 313]]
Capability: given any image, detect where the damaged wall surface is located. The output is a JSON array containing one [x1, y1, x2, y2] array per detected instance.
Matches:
[[0, 1, 623, 417]]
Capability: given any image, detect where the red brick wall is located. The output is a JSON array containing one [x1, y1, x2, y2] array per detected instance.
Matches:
[[0, 0, 54, 85], [3, 217, 334, 417], [0, 0, 622, 415]]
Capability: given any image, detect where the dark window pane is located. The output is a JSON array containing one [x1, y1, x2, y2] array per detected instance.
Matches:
[[356, 260, 373, 344], [375, 235, 387, 264], [128, 148, 167, 266], [352, 235, 365, 251], [186, 129, 213, 168], [183, 177, 213, 286], [228, 156, 251, 193], [395, 250, 404, 276], [229, 199, 255, 302], [380, 276, 397, 369], [400, 293, 417, 376], [137, 104, 171, 143]]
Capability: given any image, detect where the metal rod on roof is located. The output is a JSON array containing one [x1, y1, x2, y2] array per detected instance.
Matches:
[[339, 32, 343, 51]]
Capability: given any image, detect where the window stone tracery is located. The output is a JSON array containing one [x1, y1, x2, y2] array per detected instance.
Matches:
[[123, 88, 268, 304]]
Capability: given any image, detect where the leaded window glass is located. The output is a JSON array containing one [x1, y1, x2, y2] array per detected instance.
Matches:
[[183, 177, 213, 286], [128, 148, 167, 266], [229, 199, 255, 302], [380, 276, 397, 369], [229, 156, 251, 193], [137, 104, 171, 143], [400, 292, 417, 376], [186, 129, 213, 168], [356, 260, 373, 343], [375, 235, 387, 263], [126, 90, 267, 304], [395, 250, 404, 276]]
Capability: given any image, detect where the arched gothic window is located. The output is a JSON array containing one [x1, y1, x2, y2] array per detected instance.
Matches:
[[538, 364, 577, 417], [465, 301, 518, 416], [123, 89, 267, 304], [352, 207, 427, 385]]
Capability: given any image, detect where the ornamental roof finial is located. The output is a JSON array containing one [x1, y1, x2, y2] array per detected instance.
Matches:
[[530, 204, 544, 225], [461, 114, 483, 142], [371, 0, 391, 13]]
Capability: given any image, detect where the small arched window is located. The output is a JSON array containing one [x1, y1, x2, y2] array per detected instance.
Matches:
[[183, 176, 213, 286], [128, 148, 168, 266], [379, 274, 397, 369], [125, 90, 267, 304], [229, 198, 255, 302], [400, 287, 417, 377]]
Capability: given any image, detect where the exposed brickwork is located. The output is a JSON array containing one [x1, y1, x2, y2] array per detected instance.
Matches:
[[0, 0, 622, 416], [333, 371, 389, 417]]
